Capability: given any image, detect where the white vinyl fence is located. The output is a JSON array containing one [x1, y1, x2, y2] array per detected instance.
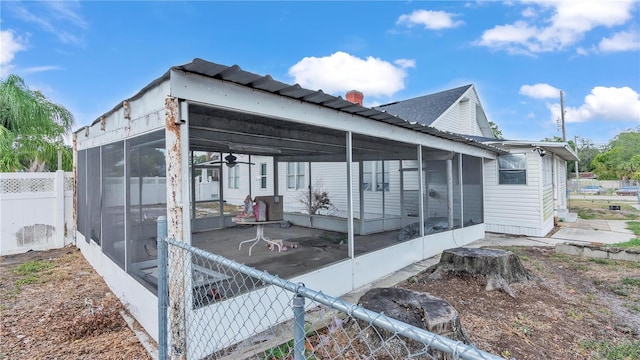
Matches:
[[0, 171, 74, 256]]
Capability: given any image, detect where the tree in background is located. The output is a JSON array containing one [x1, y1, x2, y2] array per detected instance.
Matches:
[[592, 127, 640, 180], [488, 121, 504, 139], [541, 135, 602, 175], [0, 75, 74, 172]]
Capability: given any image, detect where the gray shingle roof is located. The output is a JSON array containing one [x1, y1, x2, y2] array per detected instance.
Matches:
[[376, 84, 472, 125]]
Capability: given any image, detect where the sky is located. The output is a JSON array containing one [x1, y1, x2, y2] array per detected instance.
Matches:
[[1, 1, 639, 146]]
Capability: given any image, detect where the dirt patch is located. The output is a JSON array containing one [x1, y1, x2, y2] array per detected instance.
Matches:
[[399, 246, 640, 359], [0, 246, 152, 360], [2, 244, 640, 359]]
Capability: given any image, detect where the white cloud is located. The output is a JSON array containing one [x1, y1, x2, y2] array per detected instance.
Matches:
[[599, 30, 640, 52], [8, 1, 87, 45], [575, 47, 589, 56], [521, 7, 536, 18], [288, 51, 415, 98], [477, 0, 636, 54], [547, 86, 640, 123], [397, 9, 463, 30], [0, 30, 27, 77], [520, 83, 561, 99], [527, 112, 535, 119], [21, 65, 62, 74]]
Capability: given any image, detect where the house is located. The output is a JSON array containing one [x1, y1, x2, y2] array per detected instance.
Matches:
[[376, 85, 578, 236], [72, 58, 574, 353]]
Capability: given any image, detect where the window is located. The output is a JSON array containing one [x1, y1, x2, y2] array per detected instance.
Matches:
[[102, 141, 125, 268], [376, 161, 390, 192], [498, 154, 526, 185], [362, 162, 372, 191], [260, 163, 267, 189], [87, 147, 102, 245], [227, 166, 239, 189], [287, 162, 306, 190], [362, 161, 389, 191]]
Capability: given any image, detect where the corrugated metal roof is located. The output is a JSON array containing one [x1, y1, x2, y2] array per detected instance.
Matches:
[[78, 58, 506, 154]]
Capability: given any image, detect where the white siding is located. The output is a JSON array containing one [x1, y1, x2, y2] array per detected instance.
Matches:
[[279, 161, 406, 219], [222, 154, 275, 206], [434, 102, 462, 134], [431, 87, 484, 137], [484, 152, 547, 236]]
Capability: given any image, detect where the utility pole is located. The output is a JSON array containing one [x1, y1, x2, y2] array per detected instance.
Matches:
[[560, 90, 566, 141], [574, 135, 580, 193]]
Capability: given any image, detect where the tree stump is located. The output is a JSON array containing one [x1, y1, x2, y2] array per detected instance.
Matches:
[[356, 287, 467, 359], [429, 247, 532, 297]]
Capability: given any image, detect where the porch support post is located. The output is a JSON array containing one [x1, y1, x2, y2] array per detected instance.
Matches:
[[459, 154, 464, 227], [359, 161, 365, 235], [399, 160, 404, 220], [273, 158, 279, 196], [446, 159, 454, 230], [164, 96, 189, 360], [346, 132, 354, 259], [417, 145, 424, 237]]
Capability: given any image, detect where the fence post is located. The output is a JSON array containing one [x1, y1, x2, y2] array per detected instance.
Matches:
[[157, 216, 168, 360], [55, 170, 65, 248], [292, 291, 305, 360]]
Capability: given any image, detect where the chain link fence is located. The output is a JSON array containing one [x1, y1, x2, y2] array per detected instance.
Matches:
[[158, 234, 502, 360]]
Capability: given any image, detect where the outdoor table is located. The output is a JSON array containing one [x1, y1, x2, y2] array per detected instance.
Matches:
[[234, 219, 283, 256]]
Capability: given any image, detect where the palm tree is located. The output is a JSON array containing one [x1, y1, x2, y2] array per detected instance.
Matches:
[[0, 74, 74, 172]]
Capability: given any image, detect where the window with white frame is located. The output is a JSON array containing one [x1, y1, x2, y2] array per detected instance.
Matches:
[[287, 162, 306, 190], [260, 163, 267, 189], [498, 154, 527, 185], [376, 160, 390, 192], [362, 161, 390, 191], [227, 166, 239, 189], [362, 162, 372, 191]]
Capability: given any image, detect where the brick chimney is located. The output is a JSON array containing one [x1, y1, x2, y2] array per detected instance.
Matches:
[[346, 90, 364, 105]]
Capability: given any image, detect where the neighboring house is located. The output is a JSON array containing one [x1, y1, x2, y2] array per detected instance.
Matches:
[[71, 58, 574, 353], [376, 85, 578, 237]]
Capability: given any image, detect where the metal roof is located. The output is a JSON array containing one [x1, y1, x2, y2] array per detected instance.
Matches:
[[78, 58, 506, 154]]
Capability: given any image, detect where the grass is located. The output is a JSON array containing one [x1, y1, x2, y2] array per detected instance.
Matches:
[[610, 285, 630, 297], [626, 221, 640, 236], [610, 238, 640, 249], [621, 277, 640, 286], [11, 259, 54, 291], [589, 258, 612, 265], [624, 303, 640, 313], [569, 199, 640, 221], [567, 309, 583, 320], [580, 339, 640, 360]]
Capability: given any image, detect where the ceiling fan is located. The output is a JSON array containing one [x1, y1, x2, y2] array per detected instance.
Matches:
[[198, 153, 255, 168]]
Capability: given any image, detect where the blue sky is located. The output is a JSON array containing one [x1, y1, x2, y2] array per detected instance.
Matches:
[[1, 1, 639, 145]]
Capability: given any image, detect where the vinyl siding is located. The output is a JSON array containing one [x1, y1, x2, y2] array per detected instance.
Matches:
[[431, 88, 484, 137], [484, 152, 546, 236], [222, 154, 275, 205]]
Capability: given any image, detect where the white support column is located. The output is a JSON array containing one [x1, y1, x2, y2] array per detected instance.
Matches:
[[447, 159, 454, 230], [458, 154, 464, 227], [346, 132, 354, 259], [164, 97, 189, 360], [359, 161, 365, 235], [417, 146, 424, 237]]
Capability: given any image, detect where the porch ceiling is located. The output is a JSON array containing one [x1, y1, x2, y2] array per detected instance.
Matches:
[[188, 103, 427, 162]]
